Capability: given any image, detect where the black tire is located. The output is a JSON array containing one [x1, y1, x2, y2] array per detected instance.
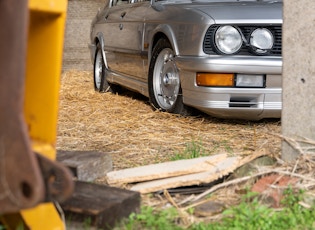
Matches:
[[93, 43, 113, 93], [148, 38, 189, 115]]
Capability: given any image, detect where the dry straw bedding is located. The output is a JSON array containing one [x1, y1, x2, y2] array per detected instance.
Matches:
[[57, 70, 281, 171], [58, 71, 315, 226]]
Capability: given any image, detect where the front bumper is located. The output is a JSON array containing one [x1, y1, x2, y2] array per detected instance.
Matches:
[[176, 55, 282, 120]]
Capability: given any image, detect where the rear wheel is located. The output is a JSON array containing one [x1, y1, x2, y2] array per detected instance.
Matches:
[[148, 38, 189, 115]]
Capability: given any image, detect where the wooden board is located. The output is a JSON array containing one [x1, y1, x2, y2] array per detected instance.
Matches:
[[57, 150, 112, 181], [129, 149, 269, 194], [106, 153, 227, 185], [130, 156, 240, 194], [61, 181, 140, 229]]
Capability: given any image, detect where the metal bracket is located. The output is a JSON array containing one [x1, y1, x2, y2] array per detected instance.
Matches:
[[36, 153, 74, 203]]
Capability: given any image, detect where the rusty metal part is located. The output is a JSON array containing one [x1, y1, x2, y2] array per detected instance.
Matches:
[[0, 0, 46, 214], [36, 153, 74, 203]]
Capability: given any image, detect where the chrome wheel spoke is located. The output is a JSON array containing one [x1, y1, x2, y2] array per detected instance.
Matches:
[[153, 49, 179, 110]]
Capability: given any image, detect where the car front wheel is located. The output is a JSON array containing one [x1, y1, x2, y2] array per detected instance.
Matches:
[[148, 38, 188, 115]]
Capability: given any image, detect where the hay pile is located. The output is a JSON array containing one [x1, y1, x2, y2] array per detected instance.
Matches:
[[57, 70, 281, 170]]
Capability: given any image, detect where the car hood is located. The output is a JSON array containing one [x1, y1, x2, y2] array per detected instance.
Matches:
[[188, 1, 283, 23]]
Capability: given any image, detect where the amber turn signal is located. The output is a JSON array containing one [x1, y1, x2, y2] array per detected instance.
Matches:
[[196, 73, 234, 87]]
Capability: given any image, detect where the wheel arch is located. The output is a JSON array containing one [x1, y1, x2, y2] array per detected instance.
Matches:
[[148, 25, 179, 63], [94, 32, 108, 68]]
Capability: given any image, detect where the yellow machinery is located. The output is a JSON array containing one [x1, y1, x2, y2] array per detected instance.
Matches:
[[0, 0, 73, 229]]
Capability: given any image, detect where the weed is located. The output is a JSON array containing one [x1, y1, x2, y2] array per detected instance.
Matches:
[[192, 187, 315, 230], [221, 140, 233, 154], [170, 139, 206, 161], [170, 138, 235, 161], [187, 207, 195, 215], [83, 217, 92, 230], [117, 188, 315, 230], [217, 197, 275, 229], [210, 140, 234, 155], [281, 186, 304, 207], [117, 206, 182, 230]]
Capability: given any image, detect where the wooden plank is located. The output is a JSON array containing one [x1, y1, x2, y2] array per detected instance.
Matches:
[[61, 181, 140, 230], [106, 153, 227, 185], [129, 149, 270, 194], [130, 156, 240, 194], [57, 150, 112, 181]]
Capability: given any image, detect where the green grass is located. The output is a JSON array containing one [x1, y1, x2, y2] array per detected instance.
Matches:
[[116, 187, 315, 230], [191, 187, 315, 230], [83, 217, 92, 230], [117, 206, 182, 230], [170, 139, 207, 161], [170, 139, 234, 161]]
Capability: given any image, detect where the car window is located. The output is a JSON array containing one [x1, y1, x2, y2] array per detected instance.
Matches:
[[111, 0, 148, 7], [111, 0, 128, 7], [130, 0, 149, 2]]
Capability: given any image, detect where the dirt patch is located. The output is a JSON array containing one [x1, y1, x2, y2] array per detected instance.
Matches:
[[57, 70, 281, 170]]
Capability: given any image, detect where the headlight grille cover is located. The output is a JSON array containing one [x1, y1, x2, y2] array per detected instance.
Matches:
[[203, 25, 282, 56]]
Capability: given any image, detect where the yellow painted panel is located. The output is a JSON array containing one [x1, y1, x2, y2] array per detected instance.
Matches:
[[21, 203, 65, 230], [32, 141, 56, 160], [24, 9, 66, 146], [20, 1, 68, 229], [29, 0, 67, 14]]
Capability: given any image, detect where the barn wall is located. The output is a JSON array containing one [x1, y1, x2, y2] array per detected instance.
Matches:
[[63, 0, 105, 72]]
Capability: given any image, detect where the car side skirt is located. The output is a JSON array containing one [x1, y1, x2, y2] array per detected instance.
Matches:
[[106, 69, 149, 97]]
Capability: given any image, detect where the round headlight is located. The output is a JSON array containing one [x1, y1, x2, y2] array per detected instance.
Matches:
[[215, 26, 242, 54], [250, 28, 274, 54]]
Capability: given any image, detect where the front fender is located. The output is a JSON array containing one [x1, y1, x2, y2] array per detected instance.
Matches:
[[148, 24, 179, 60]]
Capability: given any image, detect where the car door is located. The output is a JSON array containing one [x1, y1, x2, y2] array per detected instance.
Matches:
[[103, 0, 150, 80]]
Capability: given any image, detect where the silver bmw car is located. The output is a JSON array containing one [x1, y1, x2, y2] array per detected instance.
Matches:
[[89, 0, 282, 120]]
